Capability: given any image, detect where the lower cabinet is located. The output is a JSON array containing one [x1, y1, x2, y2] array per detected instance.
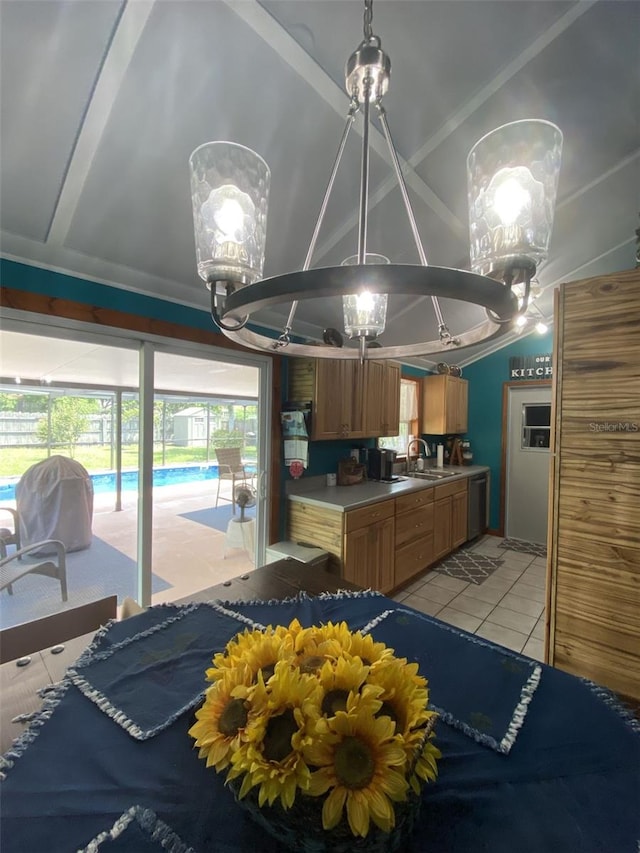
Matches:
[[343, 500, 395, 594], [433, 480, 468, 562], [395, 489, 434, 586], [287, 475, 474, 594]]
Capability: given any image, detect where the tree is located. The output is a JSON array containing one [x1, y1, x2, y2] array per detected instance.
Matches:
[[36, 396, 99, 457]]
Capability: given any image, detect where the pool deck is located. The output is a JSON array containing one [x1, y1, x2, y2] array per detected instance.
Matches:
[[2, 478, 255, 617]]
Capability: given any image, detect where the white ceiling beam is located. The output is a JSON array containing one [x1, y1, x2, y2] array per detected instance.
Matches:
[[223, 0, 464, 244], [46, 1, 157, 246], [313, 0, 599, 262]]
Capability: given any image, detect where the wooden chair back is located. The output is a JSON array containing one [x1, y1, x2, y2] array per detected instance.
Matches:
[[0, 595, 117, 664], [215, 447, 245, 477]]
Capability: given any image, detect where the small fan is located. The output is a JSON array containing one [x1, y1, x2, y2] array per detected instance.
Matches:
[[232, 483, 257, 523]]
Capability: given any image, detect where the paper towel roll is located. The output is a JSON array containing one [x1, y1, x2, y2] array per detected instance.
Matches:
[[437, 444, 444, 469]]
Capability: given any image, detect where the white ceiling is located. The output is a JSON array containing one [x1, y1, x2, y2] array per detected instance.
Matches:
[[0, 329, 259, 400], [1, 0, 638, 374]]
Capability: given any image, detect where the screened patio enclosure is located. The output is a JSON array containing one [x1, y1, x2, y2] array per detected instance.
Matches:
[[0, 324, 271, 628]]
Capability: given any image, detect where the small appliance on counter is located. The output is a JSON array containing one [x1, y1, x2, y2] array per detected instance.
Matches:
[[367, 448, 398, 482], [337, 458, 366, 486]]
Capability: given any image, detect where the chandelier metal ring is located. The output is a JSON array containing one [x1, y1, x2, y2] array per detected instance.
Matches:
[[217, 264, 518, 359]]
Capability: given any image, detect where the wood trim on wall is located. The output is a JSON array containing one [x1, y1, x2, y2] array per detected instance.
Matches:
[[544, 287, 563, 662], [0, 285, 283, 544], [499, 379, 552, 537]]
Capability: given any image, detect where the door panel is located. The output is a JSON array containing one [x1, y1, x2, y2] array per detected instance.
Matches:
[[505, 385, 552, 544]]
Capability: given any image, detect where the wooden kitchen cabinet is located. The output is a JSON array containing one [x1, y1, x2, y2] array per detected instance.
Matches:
[[422, 374, 468, 434], [363, 360, 400, 437], [288, 357, 400, 440], [343, 500, 395, 593], [451, 489, 468, 549], [432, 479, 468, 561], [395, 488, 434, 586], [287, 475, 472, 594], [288, 358, 364, 440]]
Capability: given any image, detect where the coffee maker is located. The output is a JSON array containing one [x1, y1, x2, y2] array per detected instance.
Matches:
[[367, 448, 397, 481]]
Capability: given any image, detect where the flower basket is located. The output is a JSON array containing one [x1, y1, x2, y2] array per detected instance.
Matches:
[[189, 620, 440, 850], [227, 774, 424, 852]]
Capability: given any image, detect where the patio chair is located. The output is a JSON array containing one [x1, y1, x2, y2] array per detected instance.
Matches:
[[0, 507, 20, 558], [214, 447, 251, 514], [0, 540, 67, 602]]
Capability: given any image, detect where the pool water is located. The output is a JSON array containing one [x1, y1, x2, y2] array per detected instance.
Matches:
[[0, 464, 256, 502]]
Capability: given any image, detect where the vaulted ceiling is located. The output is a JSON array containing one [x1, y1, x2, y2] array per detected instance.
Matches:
[[1, 0, 638, 370]]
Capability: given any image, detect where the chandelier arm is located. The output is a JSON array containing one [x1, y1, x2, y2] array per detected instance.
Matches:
[[376, 105, 450, 335], [303, 104, 358, 273], [357, 79, 372, 263], [485, 267, 533, 325], [279, 105, 358, 338], [209, 288, 249, 332], [376, 106, 428, 267]]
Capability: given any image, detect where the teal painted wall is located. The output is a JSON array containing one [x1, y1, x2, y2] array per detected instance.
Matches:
[[1, 258, 218, 331], [462, 330, 554, 530]]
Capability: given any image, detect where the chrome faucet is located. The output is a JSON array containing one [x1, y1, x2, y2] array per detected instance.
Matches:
[[406, 438, 430, 472]]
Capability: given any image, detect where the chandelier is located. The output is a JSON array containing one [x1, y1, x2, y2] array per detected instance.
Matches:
[[189, 0, 562, 361]]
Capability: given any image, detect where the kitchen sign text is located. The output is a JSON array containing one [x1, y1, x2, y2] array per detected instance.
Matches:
[[509, 354, 553, 380]]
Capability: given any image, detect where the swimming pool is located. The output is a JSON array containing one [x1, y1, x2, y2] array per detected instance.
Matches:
[[0, 463, 256, 502]]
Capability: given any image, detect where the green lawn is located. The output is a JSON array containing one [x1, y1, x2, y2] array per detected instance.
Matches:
[[0, 445, 258, 478]]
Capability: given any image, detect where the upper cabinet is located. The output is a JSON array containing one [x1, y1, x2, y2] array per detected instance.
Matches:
[[288, 358, 400, 441], [422, 375, 468, 434], [363, 360, 401, 438]]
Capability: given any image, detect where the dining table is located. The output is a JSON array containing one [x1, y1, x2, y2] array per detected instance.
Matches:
[[1, 558, 638, 852]]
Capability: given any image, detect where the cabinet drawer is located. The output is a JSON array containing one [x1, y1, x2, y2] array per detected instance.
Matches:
[[434, 479, 468, 500], [395, 535, 434, 586], [395, 487, 434, 515], [345, 499, 395, 533], [395, 504, 434, 548]]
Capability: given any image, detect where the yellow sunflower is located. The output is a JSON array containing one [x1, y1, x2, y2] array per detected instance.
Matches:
[[294, 621, 350, 674], [188, 662, 256, 772], [206, 625, 294, 685], [409, 737, 441, 794], [316, 654, 371, 717], [367, 657, 430, 735], [303, 695, 409, 837], [344, 630, 394, 669], [227, 660, 323, 811]]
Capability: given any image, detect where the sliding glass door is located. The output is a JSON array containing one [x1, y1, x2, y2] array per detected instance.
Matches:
[[0, 325, 140, 627], [0, 316, 271, 623], [149, 346, 267, 604]]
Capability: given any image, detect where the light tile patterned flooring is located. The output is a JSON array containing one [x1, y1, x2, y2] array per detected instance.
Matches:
[[391, 535, 547, 661]]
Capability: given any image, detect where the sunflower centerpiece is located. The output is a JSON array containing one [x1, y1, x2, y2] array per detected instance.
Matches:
[[189, 620, 440, 852]]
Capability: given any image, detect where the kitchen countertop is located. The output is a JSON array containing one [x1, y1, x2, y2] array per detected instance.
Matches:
[[287, 465, 490, 511]]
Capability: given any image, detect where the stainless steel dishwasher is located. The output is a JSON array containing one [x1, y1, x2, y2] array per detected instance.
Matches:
[[468, 472, 488, 540]]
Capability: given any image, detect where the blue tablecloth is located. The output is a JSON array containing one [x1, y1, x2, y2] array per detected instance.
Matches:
[[1, 591, 638, 852]]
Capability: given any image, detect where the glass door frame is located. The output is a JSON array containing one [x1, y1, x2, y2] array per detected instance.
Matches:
[[1, 309, 273, 606]]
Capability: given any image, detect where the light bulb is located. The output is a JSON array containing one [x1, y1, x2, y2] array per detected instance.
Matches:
[[535, 321, 548, 334], [356, 291, 375, 312], [341, 254, 389, 340], [492, 174, 531, 226], [204, 185, 254, 244], [515, 314, 528, 328], [213, 196, 247, 243]]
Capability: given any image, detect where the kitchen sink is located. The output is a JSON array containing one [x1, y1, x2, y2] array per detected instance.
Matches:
[[406, 470, 457, 480]]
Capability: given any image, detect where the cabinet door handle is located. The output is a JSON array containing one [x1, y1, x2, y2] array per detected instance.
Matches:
[[415, 523, 423, 529]]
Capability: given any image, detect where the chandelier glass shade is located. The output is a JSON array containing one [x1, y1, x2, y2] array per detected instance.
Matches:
[[467, 120, 563, 283], [189, 2, 562, 361]]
